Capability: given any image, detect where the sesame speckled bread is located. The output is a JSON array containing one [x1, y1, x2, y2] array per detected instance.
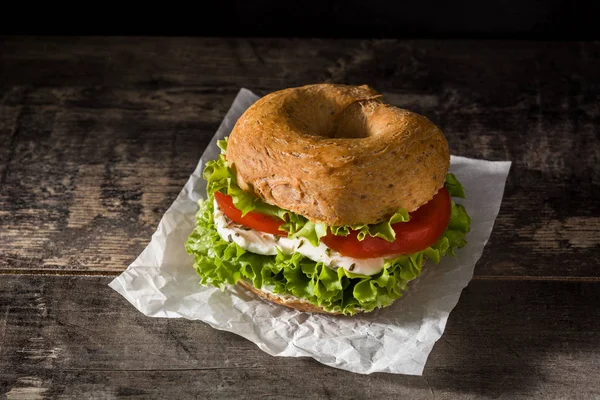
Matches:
[[237, 279, 347, 315], [225, 83, 450, 227]]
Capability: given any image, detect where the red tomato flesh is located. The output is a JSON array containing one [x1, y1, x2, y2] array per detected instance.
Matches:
[[213, 191, 289, 236], [321, 187, 452, 259], [213, 186, 452, 259]]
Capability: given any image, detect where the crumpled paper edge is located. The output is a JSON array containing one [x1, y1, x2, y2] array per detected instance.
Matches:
[[109, 87, 512, 376]]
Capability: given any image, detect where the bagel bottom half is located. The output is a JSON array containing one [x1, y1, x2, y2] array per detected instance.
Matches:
[[185, 138, 472, 316], [237, 279, 344, 314]]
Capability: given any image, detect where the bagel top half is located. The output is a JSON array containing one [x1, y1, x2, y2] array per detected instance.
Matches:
[[225, 83, 450, 227]]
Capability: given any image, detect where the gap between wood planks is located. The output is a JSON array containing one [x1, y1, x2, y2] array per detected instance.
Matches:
[[0, 269, 599, 282], [38, 367, 262, 372]]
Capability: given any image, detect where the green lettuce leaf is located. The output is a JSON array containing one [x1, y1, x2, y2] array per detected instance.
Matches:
[[445, 172, 466, 198], [328, 208, 411, 242], [185, 185, 471, 315]]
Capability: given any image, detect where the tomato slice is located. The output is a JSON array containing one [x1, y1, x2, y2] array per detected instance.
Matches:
[[213, 191, 288, 236], [320, 187, 452, 259], [214, 186, 452, 259]]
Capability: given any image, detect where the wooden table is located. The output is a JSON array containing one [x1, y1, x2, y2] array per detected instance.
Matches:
[[1, 36, 599, 399]]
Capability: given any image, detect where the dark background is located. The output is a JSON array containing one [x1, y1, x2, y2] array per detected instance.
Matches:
[[2, 0, 599, 40]]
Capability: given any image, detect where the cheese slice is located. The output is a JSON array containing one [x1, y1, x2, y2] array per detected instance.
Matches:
[[213, 199, 385, 276]]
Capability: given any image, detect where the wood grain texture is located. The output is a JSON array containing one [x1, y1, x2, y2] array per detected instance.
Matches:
[[0, 275, 598, 399], [0, 36, 599, 278]]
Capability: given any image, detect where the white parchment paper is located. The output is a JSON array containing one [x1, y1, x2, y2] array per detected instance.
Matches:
[[109, 88, 512, 375]]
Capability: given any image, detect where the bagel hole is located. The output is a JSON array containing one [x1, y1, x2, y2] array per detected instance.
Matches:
[[281, 92, 338, 139], [281, 91, 380, 139], [329, 102, 372, 139], [329, 100, 388, 139]]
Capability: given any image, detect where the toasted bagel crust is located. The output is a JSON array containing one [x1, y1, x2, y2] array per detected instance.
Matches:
[[237, 280, 346, 315], [226, 83, 450, 226]]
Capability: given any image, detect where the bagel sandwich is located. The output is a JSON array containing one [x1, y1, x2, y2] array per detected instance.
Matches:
[[185, 84, 471, 316]]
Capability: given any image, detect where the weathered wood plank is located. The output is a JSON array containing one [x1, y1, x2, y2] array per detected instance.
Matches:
[[0, 36, 599, 278], [0, 275, 599, 398]]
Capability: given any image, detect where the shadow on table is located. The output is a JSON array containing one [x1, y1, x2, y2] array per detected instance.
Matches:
[[377, 279, 600, 397]]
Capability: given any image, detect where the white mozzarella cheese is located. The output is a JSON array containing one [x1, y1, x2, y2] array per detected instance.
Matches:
[[213, 199, 385, 276]]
